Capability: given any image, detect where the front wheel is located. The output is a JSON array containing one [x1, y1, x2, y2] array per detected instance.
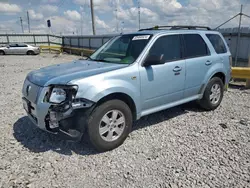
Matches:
[[88, 100, 132, 152], [198, 77, 224, 111]]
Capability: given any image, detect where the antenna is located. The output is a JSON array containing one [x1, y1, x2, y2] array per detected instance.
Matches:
[[138, 0, 141, 30], [20, 17, 24, 33], [27, 11, 31, 33]]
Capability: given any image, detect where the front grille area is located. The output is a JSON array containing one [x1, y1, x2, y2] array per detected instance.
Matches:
[[22, 79, 42, 104]]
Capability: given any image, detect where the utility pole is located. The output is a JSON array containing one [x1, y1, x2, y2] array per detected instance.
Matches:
[[20, 17, 24, 33], [80, 7, 83, 36], [90, 0, 96, 35], [27, 11, 31, 33], [115, 0, 119, 33], [235, 4, 243, 66], [121, 21, 124, 34], [138, 0, 141, 30]]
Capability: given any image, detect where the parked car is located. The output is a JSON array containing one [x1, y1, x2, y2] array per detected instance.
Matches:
[[22, 26, 231, 151], [0, 43, 40, 55]]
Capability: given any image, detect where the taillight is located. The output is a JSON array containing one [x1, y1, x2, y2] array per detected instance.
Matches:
[[229, 55, 232, 67]]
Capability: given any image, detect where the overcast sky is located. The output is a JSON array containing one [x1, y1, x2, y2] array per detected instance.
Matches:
[[0, 0, 250, 35]]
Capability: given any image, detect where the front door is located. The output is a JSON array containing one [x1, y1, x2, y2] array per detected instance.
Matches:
[[17, 44, 29, 54], [5, 44, 17, 54], [139, 34, 186, 112]]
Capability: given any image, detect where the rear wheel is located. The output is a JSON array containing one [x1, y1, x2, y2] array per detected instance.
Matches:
[[27, 50, 34, 55], [198, 77, 224, 110], [88, 99, 132, 152], [0, 50, 5, 55]]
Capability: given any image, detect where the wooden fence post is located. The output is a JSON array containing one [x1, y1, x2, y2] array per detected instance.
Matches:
[[33, 34, 36, 46], [69, 38, 72, 54], [246, 56, 250, 89], [6, 34, 9, 44], [47, 34, 51, 53]]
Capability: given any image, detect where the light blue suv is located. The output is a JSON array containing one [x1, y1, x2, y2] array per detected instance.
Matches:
[[22, 26, 231, 151]]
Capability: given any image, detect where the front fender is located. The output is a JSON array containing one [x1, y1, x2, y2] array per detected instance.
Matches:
[[74, 78, 141, 117]]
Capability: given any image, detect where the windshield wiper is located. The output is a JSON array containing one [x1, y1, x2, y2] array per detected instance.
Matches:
[[95, 59, 111, 63], [79, 55, 94, 61]]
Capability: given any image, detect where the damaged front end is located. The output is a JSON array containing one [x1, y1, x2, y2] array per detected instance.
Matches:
[[44, 85, 94, 141]]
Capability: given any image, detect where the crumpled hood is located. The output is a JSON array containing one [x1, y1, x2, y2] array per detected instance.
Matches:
[[27, 60, 128, 86]]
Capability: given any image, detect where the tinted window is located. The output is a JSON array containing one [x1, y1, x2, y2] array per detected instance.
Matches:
[[148, 35, 181, 62], [9, 44, 18, 47], [183, 34, 209, 58], [206, 34, 227, 54], [17, 44, 28, 47]]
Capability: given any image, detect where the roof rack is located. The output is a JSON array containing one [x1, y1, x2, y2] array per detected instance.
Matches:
[[139, 25, 211, 31]]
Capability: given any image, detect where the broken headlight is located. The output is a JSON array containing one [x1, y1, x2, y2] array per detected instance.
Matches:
[[49, 88, 66, 104], [48, 85, 78, 104]]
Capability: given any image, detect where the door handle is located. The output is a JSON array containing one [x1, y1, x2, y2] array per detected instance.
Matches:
[[205, 60, 212, 66], [173, 66, 182, 72]]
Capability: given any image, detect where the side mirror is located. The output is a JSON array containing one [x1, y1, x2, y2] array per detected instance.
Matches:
[[7, 46, 10, 48], [143, 54, 165, 67]]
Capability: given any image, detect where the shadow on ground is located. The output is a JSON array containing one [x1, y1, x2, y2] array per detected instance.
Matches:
[[13, 102, 202, 156]]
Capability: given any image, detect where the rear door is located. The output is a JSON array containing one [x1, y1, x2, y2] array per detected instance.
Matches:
[[182, 34, 213, 98], [206, 34, 231, 82], [17, 44, 29, 54]]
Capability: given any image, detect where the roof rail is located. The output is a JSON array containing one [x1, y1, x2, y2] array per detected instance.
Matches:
[[139, 25, 211, 31]]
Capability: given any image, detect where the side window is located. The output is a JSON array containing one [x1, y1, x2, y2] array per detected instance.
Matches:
[[17, 44, 28, 47], [149, 35, 181, 62], [206, 34, 227, 54], [9, 44, 18, 48], [183, 34, 210, 58]]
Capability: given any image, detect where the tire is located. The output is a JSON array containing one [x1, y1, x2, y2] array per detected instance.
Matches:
[[198, 77, 224, 111], [0, 50, 5, 55], [27, 51, 34, 55], [88, 99, 132, 152]]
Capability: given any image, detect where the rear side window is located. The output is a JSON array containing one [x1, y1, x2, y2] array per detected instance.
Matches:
[[183, 34, 210, 58], [149, 35, 181, 62], [17, 44, 28, 47], [206, 34, 227, 54]]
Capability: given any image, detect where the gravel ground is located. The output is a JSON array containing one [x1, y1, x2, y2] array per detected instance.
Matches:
[[0, 54, 250, 188]]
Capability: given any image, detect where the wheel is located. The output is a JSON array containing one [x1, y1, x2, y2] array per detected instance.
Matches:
[[198, 77, 224, 111], [27, 51, 34, 55], [88, 99, 132, 152], [0, 50, 5, 55]]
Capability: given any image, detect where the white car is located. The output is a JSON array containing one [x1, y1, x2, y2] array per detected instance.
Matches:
[[0, 43, 40, 55]]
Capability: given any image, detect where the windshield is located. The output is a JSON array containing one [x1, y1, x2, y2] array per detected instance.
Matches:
[[90, 34, 152, 64]]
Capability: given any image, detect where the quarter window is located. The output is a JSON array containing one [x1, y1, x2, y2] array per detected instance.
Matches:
[[148, 35, 181, 62], [206, 34, 227, 54], [183, 34, 210, 58]]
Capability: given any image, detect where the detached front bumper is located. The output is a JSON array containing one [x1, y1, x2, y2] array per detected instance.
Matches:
[[22, 83, 93, 141]]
